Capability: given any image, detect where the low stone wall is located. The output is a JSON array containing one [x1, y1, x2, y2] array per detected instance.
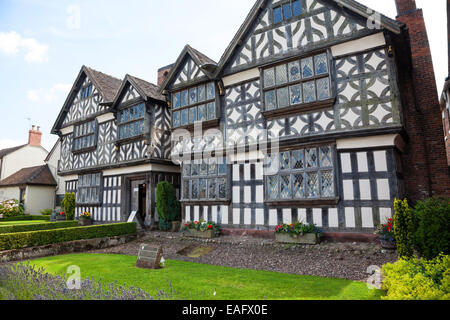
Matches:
[[0, 232, 144, 263]]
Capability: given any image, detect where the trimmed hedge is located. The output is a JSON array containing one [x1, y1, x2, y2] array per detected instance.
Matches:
[[0, 215, 51, 222], [0, 221, 78, 234], [0, 222, 137, 251]]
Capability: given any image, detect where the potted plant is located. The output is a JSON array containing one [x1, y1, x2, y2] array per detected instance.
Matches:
[[78, 211, 93, 226], [156, 181, 181, 232], [375, 218, 396, 250], [274, 221, 322, 244], [55, 211, 66, 221], [183, 220, 220, 239]]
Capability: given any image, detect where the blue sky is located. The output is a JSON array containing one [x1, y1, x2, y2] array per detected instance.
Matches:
[[0, 0, 447, 152]]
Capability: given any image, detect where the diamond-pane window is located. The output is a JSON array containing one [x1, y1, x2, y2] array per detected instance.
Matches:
[[218, 178, 227, 199], [265, 90, 277, 110], [199, 179, 207, 199], [181, 90, 189, 107], [265, 146, 335, 201], [189, 87, 197, 105], [181, 109, 188, 126], [321, 170, 334, 197], [289, 85, 302, 105], [207, 83, 215, 100], [191, 180, 199, 199], [303, 81, 316, 103], [198, 104, 206, 121], [173, 92, 181, 109], [280, 175, 291, 199], [273, 6, 283, 24], [183, 163, 191, 176], [198, 85, 206, 102], [288, 61, 301, 82], [264, 68, 276, 88], [283, 3, 292, 20], [207, 102, 216, 120], [316, 77, 330, 101], [189, 107, 197, 124], [314, 53, 328, 75], [301, 57, 314, 79], [277, 87, 289, 108], [276, 65, 288, 85], [209, 158, 217, 175], [306, 172, 319, 198], [208, 179, 217, 199]]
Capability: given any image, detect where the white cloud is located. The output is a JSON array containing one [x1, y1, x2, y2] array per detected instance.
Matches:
[[0, 31, 48, 63], [27, 84, 71, 104]]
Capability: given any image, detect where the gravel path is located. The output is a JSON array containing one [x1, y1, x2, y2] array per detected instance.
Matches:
[[91, 231, 398, 281]]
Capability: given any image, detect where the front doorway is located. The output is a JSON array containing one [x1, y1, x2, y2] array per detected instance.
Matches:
[[130, 179, 147, 226]]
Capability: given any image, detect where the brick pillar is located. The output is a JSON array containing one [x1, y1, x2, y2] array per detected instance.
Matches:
[[396, 0, 450, 200]]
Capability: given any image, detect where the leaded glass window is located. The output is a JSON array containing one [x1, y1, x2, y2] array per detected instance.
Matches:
[[118, 103, 146, 140], [262, 51, 331, 111], [73, 120, 97, 152], [181, 157, 229, 201], [265, 145, 335, 201], [172, 82, 217, 128], [272, 0, 302, 24], [77, 173, 102, 204]]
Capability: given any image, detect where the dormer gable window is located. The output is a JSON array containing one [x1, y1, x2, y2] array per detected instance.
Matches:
[[172, 82, 217, 128], [72, 119, 98, 153], [117, 102, 147, 141], [81, 84, 93, 100], [273, 0, 302, 25]]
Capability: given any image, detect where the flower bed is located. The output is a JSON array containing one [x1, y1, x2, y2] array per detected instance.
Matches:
[[274, 222, 322, 244], [0, 199, 24, 218], [183, 221, 220, 239]]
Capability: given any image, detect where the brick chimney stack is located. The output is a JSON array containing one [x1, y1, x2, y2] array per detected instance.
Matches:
[[28, 125, 42, 147], [157, 64, 174, 87], [394, 0, 450, 199]]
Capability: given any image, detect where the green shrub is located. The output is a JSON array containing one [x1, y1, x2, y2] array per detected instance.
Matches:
[[62, 193, 76, 221], [0, 215, 50, 222], [0, 222, 137, 251], [156, 181, 180, 223], [381, 254, 450, 300], [414, 197, 450, 260], [39, 209, 53, 215], [0, 221, 78, 234], [0, 199, 24, 217], [394, 199, 415, 260], [158, 219, 172, 231]]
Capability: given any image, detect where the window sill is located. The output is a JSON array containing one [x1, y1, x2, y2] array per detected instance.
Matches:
[[180, 199, 231, 206], [265, 197, 340, 207], [172, 119, 220, 132], [116, 135, 147, 145], [72, 146, 97, 155], [262, 98, 335, 120]]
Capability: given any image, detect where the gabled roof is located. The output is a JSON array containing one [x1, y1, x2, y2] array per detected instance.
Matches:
[[51, 65, 122, 134], [159, 44, 218, 92], [111, 74, 166, 109], [215, 0, 405, 75], [44, 139, 60, 163], [0, 145, 27, 159], [0, 165, 57, 187]]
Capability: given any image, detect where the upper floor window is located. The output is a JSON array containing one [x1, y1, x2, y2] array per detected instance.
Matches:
[[262, 52, 331, 112], [77, 173, 102, 205], [181, 157, 229, 201], [273, 0, 302, 24], [265, 145, 335, 201], [72, 120, 98, 152], [172, 82, 216, 128], [118, 102, 146, 141], [81, 85, 93, 100]]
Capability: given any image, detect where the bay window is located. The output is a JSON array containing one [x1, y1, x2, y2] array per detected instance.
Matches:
[[77, 173, 102, 205], [72, 120, 98, 152], [118, 102, 146, 141]]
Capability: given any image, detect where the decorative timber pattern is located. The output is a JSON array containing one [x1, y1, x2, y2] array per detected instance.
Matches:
[[121, 85, 140, 104], [229, 0, 366, 72], [225, 80, 266, 147], [151, 104, 172, 159], [267, 48, 401, 140], [63, 77, 105, 125], [174, 57, 207, 86]]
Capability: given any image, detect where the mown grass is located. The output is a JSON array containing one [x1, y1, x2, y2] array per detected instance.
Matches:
[[28, 253, 383, 300], [0, 221, 49, 226]]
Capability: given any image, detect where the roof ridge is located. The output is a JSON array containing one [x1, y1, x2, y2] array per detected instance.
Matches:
[[27, 165, 47, 183], [84, 66, 122, 82]]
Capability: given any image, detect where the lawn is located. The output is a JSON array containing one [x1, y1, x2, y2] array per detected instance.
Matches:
[[27, 253, 383, 300]]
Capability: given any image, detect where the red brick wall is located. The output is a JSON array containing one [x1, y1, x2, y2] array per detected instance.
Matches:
[[28, 129, 42, 147], [157, 65, 173, 87], [396, 0, 450, 200]]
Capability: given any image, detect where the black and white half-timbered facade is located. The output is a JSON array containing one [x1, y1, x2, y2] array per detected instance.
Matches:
[[160, 0, 410, 233], [52, 66, 179, 227]]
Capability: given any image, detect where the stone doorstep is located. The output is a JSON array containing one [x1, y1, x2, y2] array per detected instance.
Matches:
[[0, 233, 144, 263]]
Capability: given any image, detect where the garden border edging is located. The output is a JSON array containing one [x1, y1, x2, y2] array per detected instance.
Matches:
[[0, 232, 145, 263]]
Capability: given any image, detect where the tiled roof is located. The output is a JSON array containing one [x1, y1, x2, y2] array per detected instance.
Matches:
[[127, 75, 166, 102], [0, 145, 26, 159], [0, 165, 57, 187], [187, 45, 217, 66], [85, 66, 123, 102]]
